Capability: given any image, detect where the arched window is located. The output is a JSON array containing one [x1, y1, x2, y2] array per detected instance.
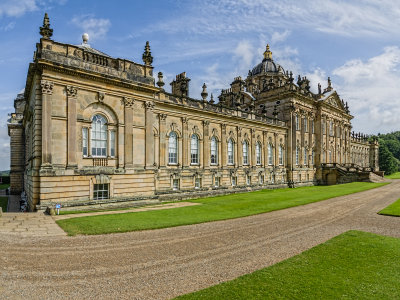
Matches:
[[268, 143, 273, 165], [256, 142, 261, 165], [168, 132, 178, 164], [191, 134, 199, 164], [311, 149, 315, 165], [304, 148, 308, 165], [228, 139, 234, 164], [211, 137, 218, 165], [296, 147, 300, 165], [278, 145, 283, 165], [242, 141, 249, 165], [91, 114, 107, 157]]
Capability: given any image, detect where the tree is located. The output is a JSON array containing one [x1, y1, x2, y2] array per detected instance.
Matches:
[[379, 141, 398, 175]]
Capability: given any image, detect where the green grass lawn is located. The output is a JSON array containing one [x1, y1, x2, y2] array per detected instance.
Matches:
[[174, 231, 400, 300], [56, 182, 387, 236], [385, 172, 400, 179], [379, 198, 400, 217], [0, 196, 8, 212], [0, 183, 9, 190]]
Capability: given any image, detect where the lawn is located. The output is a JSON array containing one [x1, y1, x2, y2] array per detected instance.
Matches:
[[174, 231, 400, 300], [385, 172, 400, 179], [379, 198, 400, 217], [0, 196, 8, 212], [0, 183, 9, 190], [56, 182, 387, 235]]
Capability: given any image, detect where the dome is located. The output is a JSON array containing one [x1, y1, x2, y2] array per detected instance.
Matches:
[[250, 44, 285, 76], [251, 59, 284, 75]]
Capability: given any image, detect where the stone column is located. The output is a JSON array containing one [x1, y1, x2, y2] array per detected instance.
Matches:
[[66, 86, 77, 168], [118, 123, 124, 168], [145, 101, 155, 169], [40, 80, 53, 168], [203, 121, 210, 168], [250, 129, 255, 166], [159, 114, 167, 167], [274, 132, 279, 167], [182, 117, 188, 167], [221, 124, 226, 167], [262, 131, 267, 167], [237, 126, 242, 167], [123, 97, 134, 168]]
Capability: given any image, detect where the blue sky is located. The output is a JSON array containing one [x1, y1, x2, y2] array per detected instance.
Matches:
[[1, 0, 400, 170]]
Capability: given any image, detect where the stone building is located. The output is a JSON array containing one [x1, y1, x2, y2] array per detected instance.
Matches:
[[8, 14, 379, 211]]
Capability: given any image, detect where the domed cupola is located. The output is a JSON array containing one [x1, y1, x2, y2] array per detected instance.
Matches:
[[250, 44, 285, 76]]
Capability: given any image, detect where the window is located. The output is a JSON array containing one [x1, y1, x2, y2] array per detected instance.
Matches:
[[91, 114, 107, 157], [311, 120, 315, 133], [295, 114, 299, 130], [268, 143, 273, 165], [296, 147, 300, 165], [228, 139, 234, 164], [172, 179, 179, 190], [214, 177, 220, 187], [93, 183, 109, 200], [329, 150, 332, 163], [231, 176, 237, 186], [211, 137, 218, 165], [191, 134, 199, 164], [110, 130, 116, 157], [256, 142, 261, 165], [299, 174, 302, 182], [330, 121, 333, 136], [246, 174, 250, 185], [82, 127, 88, 157], [311, 149, 315, 165], [168, 132, 178, 164], [279, 145, 283, 165], [195, 178, 201, 189], [322, 121, 325, 135], [259, 175, 264, 184], [304, 117, 308, 132], [243, 141, 249, 165], [304, 148, 308, 165]]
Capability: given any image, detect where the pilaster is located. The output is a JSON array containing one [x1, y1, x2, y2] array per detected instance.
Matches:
[[66, 85, 77, 169], [145, 101, 155, 169], [203, 121, 210, 168], [182, 117, 188, 167], [159, 114, 167, 167], [123, 97, 134, 168], [40, 80, 53, 168], [221, 124, 227, 167]]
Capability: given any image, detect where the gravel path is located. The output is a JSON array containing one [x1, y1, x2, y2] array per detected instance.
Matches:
[[1, 181, 400, 300]]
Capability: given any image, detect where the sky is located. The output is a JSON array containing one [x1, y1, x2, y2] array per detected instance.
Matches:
[[1, 0, 400, 170]]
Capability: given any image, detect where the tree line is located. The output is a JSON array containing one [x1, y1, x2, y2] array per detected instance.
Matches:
[[375, 132, 400, 175]]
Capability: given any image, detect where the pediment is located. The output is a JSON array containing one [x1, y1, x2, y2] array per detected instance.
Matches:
[[322, 92, 345, 110]]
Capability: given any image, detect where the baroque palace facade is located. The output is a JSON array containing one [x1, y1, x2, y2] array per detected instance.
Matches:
[[8, 14, 379, 211]]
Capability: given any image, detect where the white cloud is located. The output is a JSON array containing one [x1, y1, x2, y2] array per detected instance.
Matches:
[[0, 0, 37, 17], [271, 30, 290, 44], [71, 15, 111, 41], [141, 0, 400, 38], [333, 46, 400, 134], [0, 21, 15, 31]]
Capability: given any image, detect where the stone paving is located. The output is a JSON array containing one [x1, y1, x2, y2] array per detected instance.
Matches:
[[0, 212, 66, 237]]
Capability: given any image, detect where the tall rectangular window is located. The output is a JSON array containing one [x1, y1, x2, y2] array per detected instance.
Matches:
[[304, 117, 308, 132], [172, 179, 179, 190], [246, 175, 250, 185], [295, 115, 300, 130], [311, 120, 315, 133], [195, 178, 201, 189], [242, 142, 249, 165], [296, 147, 299, 165], [279, 145, 284, 165], [110, 130, 115, 157], [211, 137, 218, 165], [231, 176, 237, 186], [214, 177, 220, 187], [304, 148, 308, 165], [82, 127, 88, 157], [268, 143, 273, 165], [93, 183, 109, 200], [228, 139, 234, 165], [191, 135, 199, 164]]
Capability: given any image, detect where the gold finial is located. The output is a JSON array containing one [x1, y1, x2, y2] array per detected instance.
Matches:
[[263, 44, 272, 60]]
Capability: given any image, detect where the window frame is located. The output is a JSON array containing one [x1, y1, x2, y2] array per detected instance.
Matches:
[[242, 141, 249, 165], [256, 142, 262, 165], [268, 143, 273, 166], [93, 183, 109, 200], [228, 139, 235, 165], [210, 136, 218, 165], [82, 127, 88, 157], [168, 132, 178, 165], [190, 134, 199, 165], [91, 114, 108, 158]]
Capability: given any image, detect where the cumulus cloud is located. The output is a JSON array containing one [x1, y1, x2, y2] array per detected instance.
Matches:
[[333, 46, 400, 134], [71, 15, 111, 41], [0, 0, 37, 17]]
